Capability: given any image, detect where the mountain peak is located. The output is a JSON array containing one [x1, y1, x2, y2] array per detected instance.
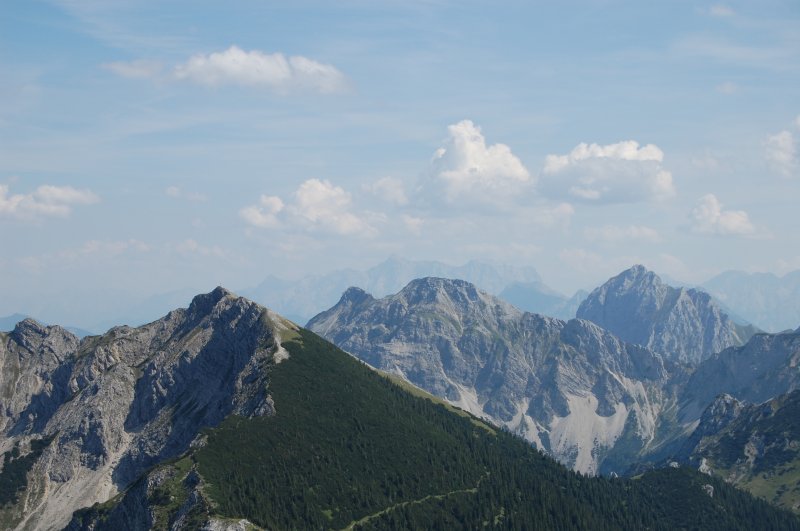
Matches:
[[338, 286, 374, 305], [12, 317, 48, 336], [617, 264, 661, 286], [187, 285, 236, 312], [578, 265, 755, 364]]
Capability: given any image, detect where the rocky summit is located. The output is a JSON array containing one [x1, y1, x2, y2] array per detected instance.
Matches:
[[0, 287, 296, 531], [308, 277, 679, 474], [576, 264, 758, 365]]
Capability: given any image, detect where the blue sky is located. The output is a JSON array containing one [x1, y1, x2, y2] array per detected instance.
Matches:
[[1, 0, 799, 327]]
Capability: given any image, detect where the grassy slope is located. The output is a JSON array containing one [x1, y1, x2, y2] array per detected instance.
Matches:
[[193, 329, 799, 530]]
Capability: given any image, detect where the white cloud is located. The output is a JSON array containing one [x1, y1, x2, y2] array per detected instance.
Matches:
[[103, 59, 163, 79], [165, 186, 180, 197], [172, 46, 346, 93], [584, 225, 661, 243], [765, 130, 797, 178], [541, 140, 675, 203], [365, 177, 408, 205], [429, 120, 531, 204], [690, 194, 755, 236], [240, 179, 373, 236], [239, 195, 284, 228], [0, 183, 99, 220], [709, 4, 735, 17], [289, 179, 371, 235]]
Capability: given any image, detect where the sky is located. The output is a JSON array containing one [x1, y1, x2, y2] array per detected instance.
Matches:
[[1, 0, 799, 327]]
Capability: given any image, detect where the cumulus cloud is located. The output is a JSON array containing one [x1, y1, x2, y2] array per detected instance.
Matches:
[[690, 194, 755, 236], [541, 140, 675, 203], [584, 225, 661, 243], [428, 120, 531, 204], [289, 179, 372, 235], [765, 130, 797, 178], [240, 179, 373, 236], [172, 46, 346, 93], [0, 183, 99, 220], [239, 195, 284, 228], [365, 177, 408, 205]]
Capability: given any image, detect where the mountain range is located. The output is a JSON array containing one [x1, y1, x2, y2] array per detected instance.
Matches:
[[4, 289, 795, 529], [241, 256, 545, 324], [308, 266, 800, 510], [307, 273, 688, 474]]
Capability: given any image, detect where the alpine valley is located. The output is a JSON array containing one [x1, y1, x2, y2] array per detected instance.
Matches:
[[1, 271, 799, 529]]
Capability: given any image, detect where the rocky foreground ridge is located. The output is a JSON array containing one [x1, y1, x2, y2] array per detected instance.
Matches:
[[0, 287, 296, 531]]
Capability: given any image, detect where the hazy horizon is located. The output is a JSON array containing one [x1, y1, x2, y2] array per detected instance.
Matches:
[[2, 1, 799, 325]]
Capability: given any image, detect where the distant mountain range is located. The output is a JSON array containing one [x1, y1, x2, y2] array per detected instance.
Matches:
[[702, 270, 800, 333], [4, 289, 793, 529]]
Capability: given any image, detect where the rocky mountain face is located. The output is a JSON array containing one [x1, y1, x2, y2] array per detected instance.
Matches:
[[576, 265, 758, 365], [242, 256, 542, 325], [0, 288, 296, 531], [308, 277, 679, 474], [678, 329, 800, 422], [675, 390, 800, 512], [702, 269, 800, 333]]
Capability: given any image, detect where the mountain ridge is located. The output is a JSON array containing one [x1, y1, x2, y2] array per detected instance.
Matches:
[[308, 276, 679, 474]]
